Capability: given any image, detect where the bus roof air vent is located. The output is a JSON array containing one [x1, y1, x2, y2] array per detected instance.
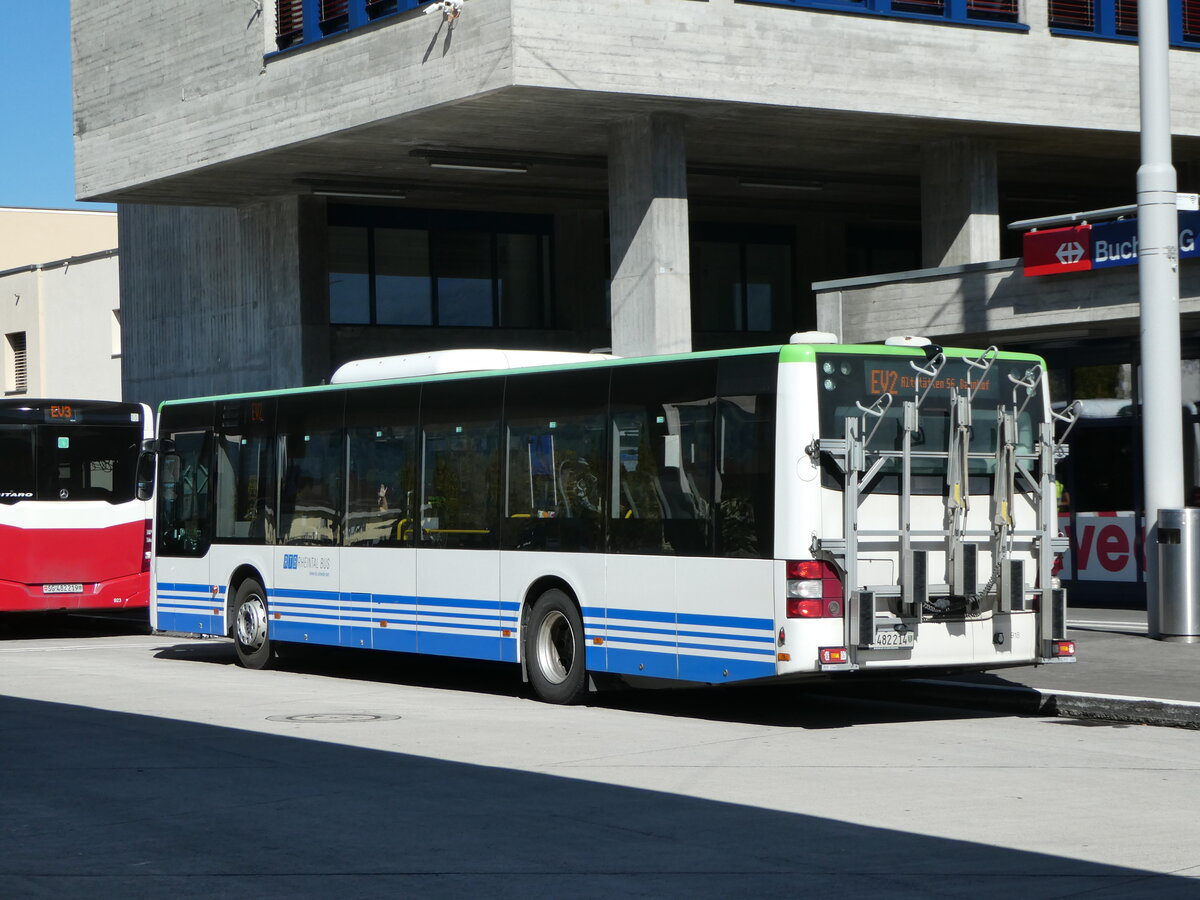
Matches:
[[884, 335, 932, 347], [789, 331, 838, 345], [330, 348, 618, 384]]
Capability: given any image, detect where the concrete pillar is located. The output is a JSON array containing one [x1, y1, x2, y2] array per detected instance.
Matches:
[[921, 137, 1000, 269], [608, 113, 692, 357]]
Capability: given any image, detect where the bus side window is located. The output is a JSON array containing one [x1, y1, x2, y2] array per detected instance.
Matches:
[[345, 384, 419, 548], [278, 392, 345, 547], [157, 426, 213, 558], [419, 379, 503, 550], [715, 395, 774, 558], [714, 355, 776, 560], [502, 368, 608, 553], [609, 360, 718, 556], [215, 399, 277, 545]]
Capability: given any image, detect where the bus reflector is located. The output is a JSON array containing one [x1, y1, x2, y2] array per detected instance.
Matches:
[[786, 560, 826, 580], [1052, 640, 1076, 658], [785, 560, 843, 618], [777, 652, 791, 662], [141, 520, 153, 573], [820, 647, 848, 665]]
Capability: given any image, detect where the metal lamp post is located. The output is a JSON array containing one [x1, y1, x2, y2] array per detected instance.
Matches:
[[1137, 0, 1186, 638]]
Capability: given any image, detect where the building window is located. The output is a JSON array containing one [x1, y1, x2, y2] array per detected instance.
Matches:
[[1050, 0, 1200, 46], [271, 0, 424, 53], [737, 0, 1022, 29], [5, 332, 27, 395], [690, 226, 793, 334], [275, 0, 305, 49], [328, 208, 553, 329]]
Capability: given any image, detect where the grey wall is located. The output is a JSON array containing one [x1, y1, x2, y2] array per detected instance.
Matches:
[[74, 0, 1200, 202], [119, 198, 328, 409], [816, 259, 1200, 347]]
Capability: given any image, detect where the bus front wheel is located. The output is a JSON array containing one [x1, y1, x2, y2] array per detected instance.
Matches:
[[525, 589, 587, 705], [232, 579, 274, 670]]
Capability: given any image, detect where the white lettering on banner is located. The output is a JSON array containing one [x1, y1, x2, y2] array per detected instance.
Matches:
[[1057, 513, 1144, 583], [1094, 238, 1138, 264], [1093, 229, 1195, 264]]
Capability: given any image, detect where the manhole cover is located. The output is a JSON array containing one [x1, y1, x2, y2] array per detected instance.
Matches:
[[266, 713, 401, 724]]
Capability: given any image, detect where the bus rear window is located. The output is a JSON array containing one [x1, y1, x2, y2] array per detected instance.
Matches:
[[815, 353, 1043, 492]]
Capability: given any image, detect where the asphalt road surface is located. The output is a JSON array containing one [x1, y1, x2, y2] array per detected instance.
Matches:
[[1, 617, 1198, 898]]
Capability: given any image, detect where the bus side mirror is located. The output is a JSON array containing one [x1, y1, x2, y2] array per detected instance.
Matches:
[[136, 453, 156, 501]]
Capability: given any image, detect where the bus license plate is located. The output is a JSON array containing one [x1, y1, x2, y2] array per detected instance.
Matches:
[[873, 628, 915, 649], [43, 583, 84, 594]]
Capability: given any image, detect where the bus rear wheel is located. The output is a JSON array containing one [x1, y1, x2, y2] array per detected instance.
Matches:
[[232, 578, 274, 670], [525, 589, 587, 705]]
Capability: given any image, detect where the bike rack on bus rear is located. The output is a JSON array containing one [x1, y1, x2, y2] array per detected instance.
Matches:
[[810, 348, 1077, 662]]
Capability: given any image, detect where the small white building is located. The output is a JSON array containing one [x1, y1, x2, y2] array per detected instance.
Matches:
[[0, 208, 121, 400]]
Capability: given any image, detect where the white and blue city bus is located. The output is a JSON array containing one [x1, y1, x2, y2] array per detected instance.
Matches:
[[148, 336, 1075, 703]]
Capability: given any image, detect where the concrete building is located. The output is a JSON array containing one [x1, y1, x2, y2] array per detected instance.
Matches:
[[71, 0, 1200, 601], [0, 208, 122, 400]]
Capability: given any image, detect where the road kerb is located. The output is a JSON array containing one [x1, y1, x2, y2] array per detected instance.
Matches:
[[903, 679, 1200, 729]]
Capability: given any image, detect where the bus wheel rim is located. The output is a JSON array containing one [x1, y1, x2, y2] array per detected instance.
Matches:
[[237, 595, 267, 650], [536, 609, 574, 684]]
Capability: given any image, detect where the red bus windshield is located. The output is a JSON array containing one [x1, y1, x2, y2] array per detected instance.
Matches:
[[0, 424, 142, 504]]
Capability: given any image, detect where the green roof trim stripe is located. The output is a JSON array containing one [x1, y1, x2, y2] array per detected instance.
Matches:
[[157, 342, 1044, 412], [781, 344, 1044, 364]]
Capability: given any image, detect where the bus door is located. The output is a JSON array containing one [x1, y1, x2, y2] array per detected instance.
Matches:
[[415, 379, 504, 662], [605, 361, 720, 680], [344, 386, 419, 653], [273, 394, 344, 647], [154, 412, 218, 635]]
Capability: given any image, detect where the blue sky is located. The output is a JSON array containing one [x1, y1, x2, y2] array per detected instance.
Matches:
[[2, 4, 112, 211]]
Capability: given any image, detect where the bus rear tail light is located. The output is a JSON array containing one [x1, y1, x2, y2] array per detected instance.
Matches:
[[785, 560, 843, 618], [141, 519, 153, 573], [1051, 639, 1076, 658], [820, 647, 848, 665]]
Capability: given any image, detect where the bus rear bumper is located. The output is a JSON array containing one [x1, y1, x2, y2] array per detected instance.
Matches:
[[0, 572, 150, 612]]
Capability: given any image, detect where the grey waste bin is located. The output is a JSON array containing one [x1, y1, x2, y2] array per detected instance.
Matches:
[[1157, 507, 1200, 643]]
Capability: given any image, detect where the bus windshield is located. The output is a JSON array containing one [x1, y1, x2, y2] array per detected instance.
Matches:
[[816, 353, 1043, 494], [0, 424, 141, 504]]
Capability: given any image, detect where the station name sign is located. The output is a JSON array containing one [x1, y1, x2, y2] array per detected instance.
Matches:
[[1023, 209, 1200, 277]]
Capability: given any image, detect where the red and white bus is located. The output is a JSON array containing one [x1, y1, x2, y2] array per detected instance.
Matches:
[[0, 398, 154, 613]]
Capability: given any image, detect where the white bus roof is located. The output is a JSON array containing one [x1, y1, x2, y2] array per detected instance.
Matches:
[[330, 349, 620, 384]]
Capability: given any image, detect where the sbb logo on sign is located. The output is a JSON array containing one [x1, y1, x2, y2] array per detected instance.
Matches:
[[1023, 225, 1093, 277]]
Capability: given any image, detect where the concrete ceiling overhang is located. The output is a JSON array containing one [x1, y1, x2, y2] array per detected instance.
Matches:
[[95, 85, 1175, 220]]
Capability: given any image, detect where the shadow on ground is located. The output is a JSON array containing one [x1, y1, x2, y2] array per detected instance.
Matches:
[[0, 693, 1193, 899]]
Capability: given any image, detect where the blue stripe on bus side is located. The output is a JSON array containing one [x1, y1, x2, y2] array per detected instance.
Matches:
[[154, 582, 777, 682], [158, 582, 225, 595], [603, 607, 773, 632], [675, 639, 775, 657], [156, 611, 224, 636], [605, 646, 677, 680], [679, 654, 775, 683], [604, 622, 774, 645]]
